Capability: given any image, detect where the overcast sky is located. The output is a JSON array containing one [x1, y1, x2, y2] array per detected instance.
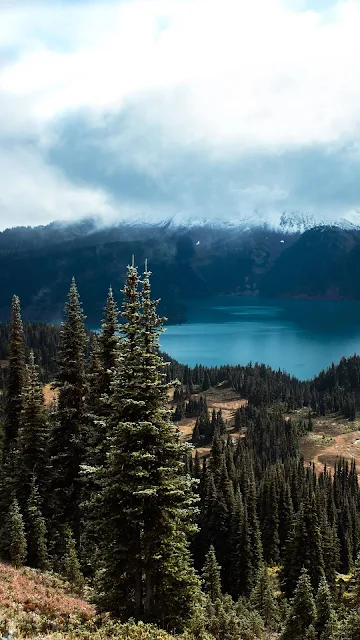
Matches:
[[1, 0, 360, 230]]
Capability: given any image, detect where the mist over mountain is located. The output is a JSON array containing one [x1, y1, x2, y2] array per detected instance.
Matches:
[[1, 216, 360, 325]]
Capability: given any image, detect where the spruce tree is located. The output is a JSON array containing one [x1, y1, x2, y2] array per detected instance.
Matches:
[[281, 499, 325, 597], [8, 498, 27, 568], [26, 479, 49, 570], [63, 529, 84, 595], [303, 625, 317, 640], [98, 287, 120, 400], [315, 576, 335, 639], [282, 568, 316, 640], [94, 261, 200, 630], [50, 278, 88, 546], [15, 351, 49, 511], [250, 564, 279, 632], [4, 295, 25, 455], [320, 614, 340, 640], [202, 545, 222, 602]]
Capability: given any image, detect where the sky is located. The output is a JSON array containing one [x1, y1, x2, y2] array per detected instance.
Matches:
[[2, 0, 360, 230]]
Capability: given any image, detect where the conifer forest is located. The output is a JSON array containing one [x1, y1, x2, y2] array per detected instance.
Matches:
[[2, 262, 360, 640]]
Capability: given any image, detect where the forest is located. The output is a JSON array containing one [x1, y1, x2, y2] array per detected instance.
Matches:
[[1, 262, 360, 639]]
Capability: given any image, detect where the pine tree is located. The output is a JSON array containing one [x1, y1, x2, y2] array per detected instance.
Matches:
[[343, 610, 360, 640], [202, 545, 222, 602], [304, 624, 317, 640], [98, 287, 120, 400], [94, 261, 200, 630], [15, 351, 49, 511], [4, 295, 25, 455], [315, 575, 334, 638], [50, 278, 88, 546], [63, 529, 84, 595], [250, 564, 279, 632], [26, 479, 49, 570], [8, 498, 27, 568], [320, 613, 340, 640], [281, 499, 325, 597], [282, 568, 316, 640]]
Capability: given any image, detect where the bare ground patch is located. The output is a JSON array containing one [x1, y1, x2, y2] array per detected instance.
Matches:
[[177, 417, 197, 442], [43, 384, 58, 406], [300, 413, 360, 475]]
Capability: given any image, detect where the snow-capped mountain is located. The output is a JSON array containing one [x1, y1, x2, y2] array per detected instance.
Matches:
[[111, 209, 360, 234]]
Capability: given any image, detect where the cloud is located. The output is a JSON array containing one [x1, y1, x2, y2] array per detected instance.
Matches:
[[2, 0, 360, 228], [0, 145, 117, 229]]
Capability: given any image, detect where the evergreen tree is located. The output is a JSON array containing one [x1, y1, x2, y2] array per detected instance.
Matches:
[[63, 529, 84, 595], [319, 613, 340, 640], [50, 278, 88, 546], [281, 499, 325, 597], [8, 499, 27, 568], [250, 564, 279, 632], [26, 479, 49, 570], [282, 568, 316, 640], [4, 295, 25, 455], [98, 287, 120, 400], [315, 576, 334, 639], [202, 545, 222, 602], [15, 351, 49, 511], [343, 610, 360, 640], [303, 624, 317, 640], [94, 261, 200, 630]]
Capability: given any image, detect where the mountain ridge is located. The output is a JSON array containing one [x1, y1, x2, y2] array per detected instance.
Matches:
[[1, 219, 360, 325]]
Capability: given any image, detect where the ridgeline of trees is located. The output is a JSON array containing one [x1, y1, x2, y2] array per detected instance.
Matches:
[[1, 263, 360, 638]]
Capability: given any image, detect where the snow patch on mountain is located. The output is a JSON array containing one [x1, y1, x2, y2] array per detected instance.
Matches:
[[95, 209, 360, 234]]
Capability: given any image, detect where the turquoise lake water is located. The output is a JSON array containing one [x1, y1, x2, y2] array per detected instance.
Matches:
[[160, 298, 360, 380]]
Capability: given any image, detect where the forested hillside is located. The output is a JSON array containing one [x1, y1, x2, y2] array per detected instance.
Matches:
[[2, 264, 360, 639], [2, 221, 360, 327], [0, 220, 297, 324]]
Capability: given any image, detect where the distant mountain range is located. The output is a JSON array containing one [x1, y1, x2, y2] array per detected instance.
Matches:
[[1, 216, 360, 325]]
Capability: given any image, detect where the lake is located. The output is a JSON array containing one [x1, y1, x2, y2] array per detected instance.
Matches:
[[160, 297, 360, 380]]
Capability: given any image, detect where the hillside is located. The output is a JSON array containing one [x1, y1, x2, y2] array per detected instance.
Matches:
[[0, 562, 184, 640], [3, 221, 360, 325], [0, 222, 298, 325], [261, 226, 360, 299]]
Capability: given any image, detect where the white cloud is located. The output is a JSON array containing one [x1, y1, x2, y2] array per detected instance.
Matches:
[[2, 0, 360, 227], [0, 147, 117, 230], [2, 0, 360, 150]]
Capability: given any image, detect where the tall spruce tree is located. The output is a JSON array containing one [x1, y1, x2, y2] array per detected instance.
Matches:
[[250, 564, 279, 632], [4, 295, 25, 455], [94, 261, 200, 630], [50, 278, 88, 546], [8, 498, 27, 568], [202, 545, 222, 602], [15, 351, 49, 511], [282, 568, 316, 640], [315, 575, 335, 639], [26, 478, 49, 570], [98, 287, 120, 400]]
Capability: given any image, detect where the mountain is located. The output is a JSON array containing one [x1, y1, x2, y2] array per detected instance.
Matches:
[[1, 219, 360, 325], [0, 220, 298, 324], [3, 209, 360, 247], [261, 226, 360, 299]]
